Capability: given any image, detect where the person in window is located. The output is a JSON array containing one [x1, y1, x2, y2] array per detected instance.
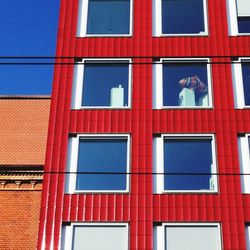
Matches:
[[179, 75, 207, 102]]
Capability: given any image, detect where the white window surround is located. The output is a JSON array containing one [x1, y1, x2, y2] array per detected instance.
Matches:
[[238, 134, 250, 193], [154, 223, 222, 250], [71, 58, 132, 109], [62, 223, 129, 250], [246, 225, 250, 250], [152, 0, 208, 36], [232, 58, 250, 108], [77, 0, 133, 37], [227, 0, 250, 35], [153, 134, 218, 193], [65, 134, 131, 193], [152, 58, 213, 109]]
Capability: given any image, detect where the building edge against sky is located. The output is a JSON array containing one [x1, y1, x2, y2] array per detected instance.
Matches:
[[38, 0, 250, 249]]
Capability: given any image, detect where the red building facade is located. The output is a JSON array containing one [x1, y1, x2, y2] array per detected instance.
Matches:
[[38, 0, 250, 249]]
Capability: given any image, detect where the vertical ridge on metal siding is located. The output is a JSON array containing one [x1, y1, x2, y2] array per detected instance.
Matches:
[[39, 0, 250, 249], [153, 194, 223, 221], [236, 110, 250, 132], [69, 110, 133, 133], [243, 196, 250, 221], [62, 194, 132, 222]]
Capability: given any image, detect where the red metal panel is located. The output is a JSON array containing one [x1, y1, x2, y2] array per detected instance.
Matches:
[[38, 0, 250, 249]]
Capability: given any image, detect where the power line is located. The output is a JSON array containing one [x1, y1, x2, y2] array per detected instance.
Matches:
[[0, 61, 247, 65], [0, 55, 248, 65], [0, 55, 247, 59], [1, 170, 250, 176]]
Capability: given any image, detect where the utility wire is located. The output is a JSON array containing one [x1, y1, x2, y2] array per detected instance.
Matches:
[[0, 55, 247, 59], [0, 55, 248, 65], [1, 171, 250, 176], [0, 62, 246, 65]]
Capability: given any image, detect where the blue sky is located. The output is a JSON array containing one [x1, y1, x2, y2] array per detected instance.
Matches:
[[0, 0, 60, 95]]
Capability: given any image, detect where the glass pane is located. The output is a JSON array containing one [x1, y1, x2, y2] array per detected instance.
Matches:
[[163, 62, 208, 107], [73, 225, 127, 250], [238, 17, 250, 33], [162, 0, 205, 34], [76, 138, 127, 190], [165, 226, 220, 250], [236, 0, 250, 16], [82, 62, 129, 107], [242, 62, 250, 105], [164, 138, 213, 190], [87, 0, 130, 34], [246, 225, 250, 250]]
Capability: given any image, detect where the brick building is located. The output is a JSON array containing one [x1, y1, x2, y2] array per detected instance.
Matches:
[[0, 96, 50, 249], [38, 0, 250, 249]]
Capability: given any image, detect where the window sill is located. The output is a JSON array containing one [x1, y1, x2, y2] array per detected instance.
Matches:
[[155, 106, 213, 109], [72, 106, 131, 110], [77, 34, 133, 38], [229, 33, 250, 36], [160, 190, 219, 194], [68, 190, 130, 194], [154, 33, 209, 37]]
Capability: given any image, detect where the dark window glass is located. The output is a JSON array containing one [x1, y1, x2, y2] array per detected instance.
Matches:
[[242, 62, 250, 105], [82, 61, 129, 107], [164, 138, 213, 190], [162, 0, 205, 34], [238, 17, 250, 33], [76, 138, 127, 190], [87, 0, 130, 34], [163, 62, 208, 107]]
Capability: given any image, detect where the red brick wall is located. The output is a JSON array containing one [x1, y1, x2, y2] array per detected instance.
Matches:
[[0, 98, 50, 165], [0, 191, 41, 250]]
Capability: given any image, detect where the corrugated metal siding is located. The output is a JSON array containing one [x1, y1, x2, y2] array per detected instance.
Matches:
[[38, 0, 250, 249]]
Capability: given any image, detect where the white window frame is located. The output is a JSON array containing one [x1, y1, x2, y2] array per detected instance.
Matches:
[[65, 134, 130, 193], [152, 0, 208, 36], [152, 58, 213, 109], [154, 223, 222, 250], [238, 134, 250, 193], [227, 0, 250, 35], [232, 58, 250, 108], [77, 0, 133, 37], [246, 224, 250, 250], [153, 134, 218, 193], [71, 58, 132, 109], [62, 223, 129, 250]]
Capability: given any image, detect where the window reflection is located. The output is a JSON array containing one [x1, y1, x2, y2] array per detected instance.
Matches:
[[82, 61, 129, 107], [163, 62, 209, 107], [162, 0, 206, 35], [242, 62, 250, 105], [87, 0, 130, 35], [76, 137, 128, 191], [164, 137, 214, 191]]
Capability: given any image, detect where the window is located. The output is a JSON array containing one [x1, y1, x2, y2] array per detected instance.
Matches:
[[246, 224, 250, 250], [65, 134, 130, 193], [227, 0, 250, 35], [232, 58, 250, 108], [154, 223, 222, 250], [238, 134, 250, 193], [62, 223, 129, 250], [72, 59, 132, 109], [153, 59, 212, 108], [153, 134, 217, 193], [153, 0, 208, 36], [77, 0, 132, 36]]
